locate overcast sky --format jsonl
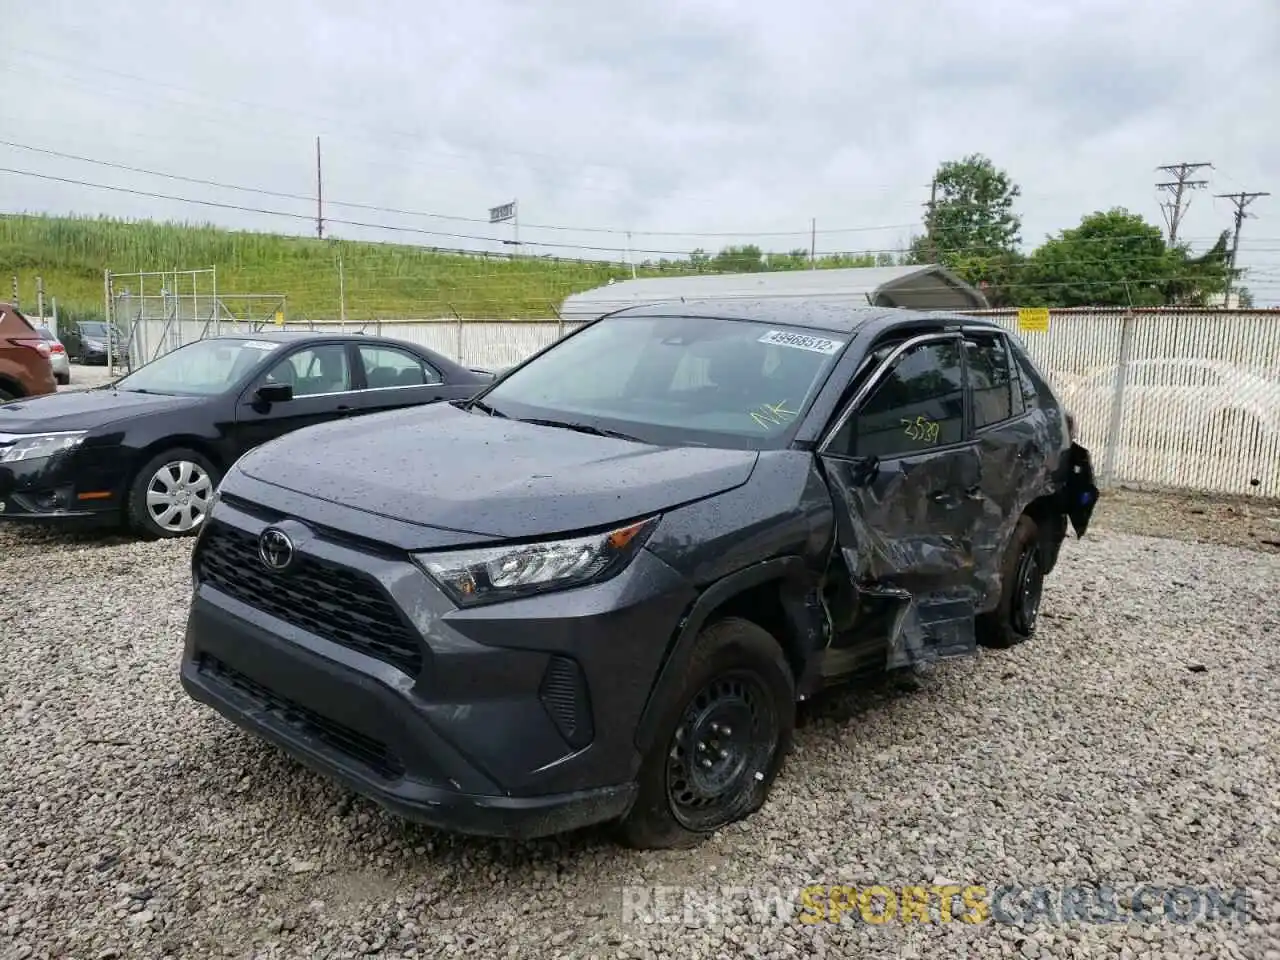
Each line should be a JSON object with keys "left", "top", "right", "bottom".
{"left": 3, "top": 0, "right": 1278, "bottom": 304}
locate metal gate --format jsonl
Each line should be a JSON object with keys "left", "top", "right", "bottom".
{"left": 104, "top": 268, "right": 286, "bottom": 374}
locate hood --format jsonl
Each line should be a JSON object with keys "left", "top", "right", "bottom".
{"left": 238, "top": 402, "right": 759, "bottom": 540}
{"left": 0, "top": 388, "right": 203, "bottom": 433}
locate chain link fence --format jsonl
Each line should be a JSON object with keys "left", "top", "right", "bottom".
{"left": 123, "top": 306, "right": 1280, "bottom": 499}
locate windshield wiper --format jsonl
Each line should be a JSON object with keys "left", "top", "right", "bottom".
{"left": 517, "top": 417, "right": 645, "bottom": 443}
{"left": 464, "top": 398, "right": 508, "bottom": 418}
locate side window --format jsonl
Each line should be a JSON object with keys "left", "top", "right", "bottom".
{"left": 964, "top": 334, "right": 1015, "bottom": 429}
{"left": 827, "top": 339, "right": 965, "bottom": 458}
{"left": 1011, "top": 344, "right": 1043, "bottom": 411}
{"left": 263, "top": 345, "right": 352, "bottom": 397}
{"left": 358, "top": 345, "right": 442, "bottom": 389}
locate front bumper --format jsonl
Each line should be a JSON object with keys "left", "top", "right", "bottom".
{"left": 180, "top": 498, "right": 697, "bottom": 839}
{"left": 0, "top": 448, "right": 124, "bottom": 523}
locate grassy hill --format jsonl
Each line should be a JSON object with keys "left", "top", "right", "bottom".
{"left": 0, "top": 214, "right": 659, "bottom": 322}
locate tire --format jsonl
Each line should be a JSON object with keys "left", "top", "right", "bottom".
{"left": 56, "top": 373, "right": 70, "bottom": 386}
{"left": 0, "top": 388, "right": 14, "bottom": 403}
{"left": 126, "top": 448, "right": 221, "bottom": 540}
{"left": 976, "top": 514, "right": 1045, "bottom": 649}
{"left": 616, "top": 617, "right": 795, "bottom": 850}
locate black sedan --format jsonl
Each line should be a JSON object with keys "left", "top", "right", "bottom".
{"left": 0, "top": 331, "right": 493, "bottom": 538}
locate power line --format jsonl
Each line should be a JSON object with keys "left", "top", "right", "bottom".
{"left": 1155, "top": 162, "right": 1212, "bottom": 244}
{"left": 0, "top": 137, "right": 919, "bottom": 239}
{"left": 0, "top": 163, "right": 1261, "bottom": 265}
{"left": 1215, "top": 190, "right": 1270, "bottom": 304}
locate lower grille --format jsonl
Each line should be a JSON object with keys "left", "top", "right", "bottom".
{"left": 199, "top": 654, "right": 406, "bottom": 780}
{"left": 539, "top": 655, "right": 594, "bottom": 750}
{"left": 195, "top": 521, "right": 424, "bottom": 676}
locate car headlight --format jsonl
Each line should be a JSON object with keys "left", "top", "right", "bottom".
{"left": 414, "top": 516, "right": 659, "bottom": 608}
{"left": 0, "top": 432, "right": 87, "bottom": 463}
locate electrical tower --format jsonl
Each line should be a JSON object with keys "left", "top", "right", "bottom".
{"left": 1155, "top": 162, "right": 1212, "bottom": 244}
{"left": 1215, "top": 190, "right": 1269, "bottom": 305}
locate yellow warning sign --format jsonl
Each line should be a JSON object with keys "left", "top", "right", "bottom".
{"left": 1017, "top": 308, "right": 1050, "bottom": 333}
{"left": 274, "top": 310, "right": 285, "bottom": 326}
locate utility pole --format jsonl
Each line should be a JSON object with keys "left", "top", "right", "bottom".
{"left": 924, "top": 177, "right": 939, "bottom": 262}
{"left": 36, "top": 276, "right": 44, "bottom": 323}
{"left": 11, "top": 276, "right": 17, "bottom": 309}
{"left": 315, "top": 136, "right": 324, "bottom": 240}
{"left": 1155, "top": 162, "right": 1212, "bottom": 244}
{"left": 1215, "top": 190, "right": 1269, "bottom": 305}
{"left": 810, "top": 218, "right": 816, "bottom": 268}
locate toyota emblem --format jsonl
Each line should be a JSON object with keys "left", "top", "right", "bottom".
{"left": 258, "top": 527, "right": 294, "bottom": 571}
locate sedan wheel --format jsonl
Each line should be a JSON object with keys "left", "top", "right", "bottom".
{"left": 146, "top": 460, "right": 215, "bottom": 534}
{"left": 127, "top": 448, "right": 221, "bottom": 539}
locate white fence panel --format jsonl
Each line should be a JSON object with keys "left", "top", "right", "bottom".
{"left": 124, "top": 309, "right": 1280, "bottom": 500}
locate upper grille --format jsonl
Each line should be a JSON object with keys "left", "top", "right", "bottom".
{"left": 196, "top": 521, "right": 424, "bottom": 676}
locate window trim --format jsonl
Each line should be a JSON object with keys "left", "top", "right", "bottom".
{"left": 817, "top": 331, "right": 969, "bottom": 459}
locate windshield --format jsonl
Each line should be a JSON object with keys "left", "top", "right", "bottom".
{"left": 79, "top": 322, "right": 111, "bottom": 337}
{"left": 113, "top": 338, "right": 284, "bottom": 396}
{"left": 479, "top": 315, "right": 849, "bottom": 448}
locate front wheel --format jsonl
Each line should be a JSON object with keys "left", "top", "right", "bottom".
{"left": 127, "top": 448, "right": 220, "bottom": 539}
{"left": 616, "top": 617, "right": 795, "bottom": 849}
{"left": 977, "top": 514, "right": 1045, "bottom": 649}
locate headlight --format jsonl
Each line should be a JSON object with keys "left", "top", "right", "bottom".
{"left": 415, "top": 516, "right": 659, "bottom": 608}
{"left": 0, "top": 432, "right": 87, "bottom": 463}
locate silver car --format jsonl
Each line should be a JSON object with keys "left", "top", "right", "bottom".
{"left": 36, "top": 326, "right": 71, "bottom": 385}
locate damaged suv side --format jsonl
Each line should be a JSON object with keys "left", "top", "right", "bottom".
{"left": 180, "top": 301, "right": 1098, "bottom": 849}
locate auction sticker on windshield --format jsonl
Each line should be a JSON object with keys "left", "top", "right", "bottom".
{"left": 242, "top": 341, "right": 283, "bottom": 351}
{"left": 758, "top": 330, "right": 845, "bottom": 355}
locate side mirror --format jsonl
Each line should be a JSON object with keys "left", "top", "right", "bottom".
{"left": 255, "top": 382, "right": 293, "bottom": 404}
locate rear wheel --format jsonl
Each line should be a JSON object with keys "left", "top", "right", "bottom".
{"left": 127, "top": 448, "right": 220, "bottom": 539}
{"left": 616, "top": 617, "right": 794, "bottom": 849}
{"left": 977, "top": 514, "right": 1045, "bottom": 649}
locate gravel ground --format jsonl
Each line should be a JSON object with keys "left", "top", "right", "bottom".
{"left": 1, "top": 490, "right": 1277, "bottom": 959}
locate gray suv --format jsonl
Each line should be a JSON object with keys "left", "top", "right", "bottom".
{"left": 180, "top": 301, "right": 1098, "bottom": 849}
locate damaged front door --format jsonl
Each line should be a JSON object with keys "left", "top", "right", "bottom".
{"left": 818, "top": 333, "right": 987, "bottom": 670}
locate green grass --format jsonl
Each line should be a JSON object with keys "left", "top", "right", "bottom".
{"left": 0, "top": 214, "right": 675, "bottom": 322}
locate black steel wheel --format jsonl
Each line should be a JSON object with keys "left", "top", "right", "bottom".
{"left": 977, "top": 513, "right": 1044, "bottom": 649}
{"left": 1009, "top": 540, "right": 1044, "bottom": 636}
{"left": 665, "top": 671, "right": 781, "bottom": 833}
{"left": 616, "top": 617, "right": 794, "bottom": 849}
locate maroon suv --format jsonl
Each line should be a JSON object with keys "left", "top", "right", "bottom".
{"left": 0, "top": 303, "right": 57, "bottom": 402}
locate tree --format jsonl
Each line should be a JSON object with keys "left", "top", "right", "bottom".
{"left": 910, "top": 154, "right": 1022, "bottom": 265}
{"left": 1018, "top": 208, "right": 1233, "bottom": 307}
{"left": 711, "top": 245, "right": 766, "bottom": 273}
{"left": 1162, "top": 231, "right": 1233, "bottom": 306}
